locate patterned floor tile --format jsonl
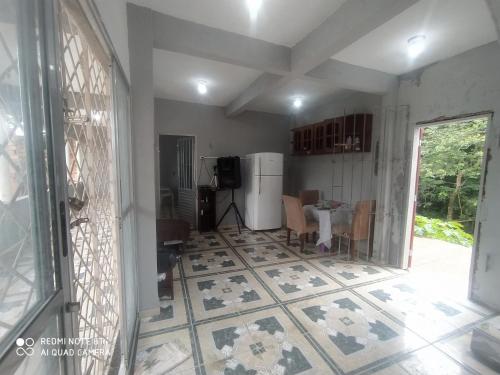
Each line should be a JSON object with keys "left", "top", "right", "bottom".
{"left": 263, "top": 228, "right": 297, "bottom": 242}
{"left": 217, "top": 224, "right": 249, "bottom": 233}
{"left": 135, "top": 328, "right": 196, "bottom": 375}
{"left": 234, "top": 242, "right": 300, "bottom": 268}
{"left": 310, "top": 258, "right": 394, "bottom": 286}
{"left": 369, "top": 346, "right": 474, "bottom": 374}
{"left": 288, "top": 290, "right": 425, "bottom": 373}
{"left": 255, "top": 261, "right": 342, "bottom": 302}
{"left": 182, "top": 248, "right": 245, "bottom": 277}
{"left": 140, "top": 281, "right": 188, "bottom": 334}
{"left": 186, "top": 270, "right": 275, "bottom": 321}
{"left": 436, "top": 316, "right": 500, "bottom": 375}
{"left": 355, "top": 278, "right": 484, "bottom": 341}
{"left": 222, "top": 231, "right": 273, "bottom": 247}
{"left": 282, "top": 240, "right": 346, "bottom": 259}
{"left": 196, "top": 307, "right": 332, "bottom": 374}
{"left": 185, "top": 232, "right": 227, "bottom": 252}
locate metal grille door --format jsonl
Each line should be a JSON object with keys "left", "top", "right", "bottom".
{"left": 177, "top": 137, "right": 196, "bottom": 226}
{"left": 60, "top": 4, "right": 118, "bottom": 374}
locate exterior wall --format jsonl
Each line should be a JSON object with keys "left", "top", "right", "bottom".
{"left": 155, "top": 98, "right": 290, "bottom": 226}
{"left": 378, "top": 42, "right": 500, "bottom": 309}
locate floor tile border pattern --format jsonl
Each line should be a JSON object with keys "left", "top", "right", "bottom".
{"left": 217, "top": 231, "right": 419, "bottom": 374}
{"left": 139, "top": 228, "right": 499, "bottom": 375}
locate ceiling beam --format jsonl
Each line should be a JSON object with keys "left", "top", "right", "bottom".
{"left": 485, "top": 0, "right": 500, "bottom": 44}
{"left": 152, "top": 11, "right": 290, "bottom": 75}
{"left": 225, "top": 73, "right": 284, "bottom": 116}
{"left": 225, "top": 0, "right": 418, "bottom": 116}
{"left": 291, "top": 0, "right": 419, "bottom": 74}
{"left": 305, "top": 60, "right": 396, "bottom": 94}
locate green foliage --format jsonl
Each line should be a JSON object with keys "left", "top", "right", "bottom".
{"left": 417, "top": 119, "right": 487, "bottom": 232}
{"left": 414, "top": 215, "right": 473, "bottom": 247}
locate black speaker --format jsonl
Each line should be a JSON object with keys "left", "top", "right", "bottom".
{"left": 217, "top": 156, "right": 241, "bottom": 189}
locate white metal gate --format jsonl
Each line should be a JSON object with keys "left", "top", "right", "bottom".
{"left": 177, "top": 137, "right": 195, "bottom": 226}
{"left": 60, "top": 3, "right": 119, "bottom": 374}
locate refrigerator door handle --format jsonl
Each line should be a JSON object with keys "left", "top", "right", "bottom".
{"left": 258, "top": 157, "right": 262, "bottom": 195}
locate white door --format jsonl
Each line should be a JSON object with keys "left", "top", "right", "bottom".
{"left": 254, "top": 176, "right": 283, "bottom": 230}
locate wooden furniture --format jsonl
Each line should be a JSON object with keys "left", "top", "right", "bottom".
{"left": 198, "top": 185, "right": 216, "bottom": 232}
{"left": 292, "top": 113, "right": 373, "bottom": 156}
{"left": 156, "top": 219, "right": 190, "bottom": 299}
{"left": 292, "top": 124, "right": 315, "bottom": 155}
{"left": 299, "top": 190, "right": 320, "bottom": 206}
{"left": 157, "top": 218, "right": 190, "bottom": 243}
{"left": 282, "top": 195, "right": 319, "bottom": 252}
{"left": 332, "top": 200, "right": 375, "bottom": 259}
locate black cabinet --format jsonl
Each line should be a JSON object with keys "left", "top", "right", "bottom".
{"left": 198, "top": 185, "right": 216, "bottom": 232}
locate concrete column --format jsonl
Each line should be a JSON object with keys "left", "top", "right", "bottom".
{"left": 127, "top": 3, "right": 158, "bottom": 312}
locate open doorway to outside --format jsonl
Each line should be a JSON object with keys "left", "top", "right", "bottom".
{"left": 407, "top": 115, "right": 489, "bottom": 298}
{"left": 158, "top": 135, "right": 196, "bottom": 227}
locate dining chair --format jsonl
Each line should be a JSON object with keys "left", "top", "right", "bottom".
{"left": 283, "top": 195, "right": 319, "bottom": 252}
{"left": 299, "top": 190, "right": 320, "bottom": 206}
{"left": 332, "top": 200, "right": 375, "bottom": 259}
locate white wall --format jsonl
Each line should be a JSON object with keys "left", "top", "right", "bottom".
{"left": 155, "top": 98, "right": 291, "bottom": 226}
{"left": 127, "top": 4, "right": 157, "bottom": 312}
{"left": 378, "top": 42, "right": 500, "bottom": 309}
{"left": 94, "top": 0, "right": 130, "bottom": 80}
{"left": 289, "top": 93, "right": 383, "bottom": 205}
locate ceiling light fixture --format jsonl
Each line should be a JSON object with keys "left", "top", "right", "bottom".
{"left": 246, "top": 0, "right": 263, "bottom": 20}
{"left": 407, "top": 35, "right": 426, "bottom": 58}
{"left": 197, "top": 81, "right": 208, "bottom": 95}
{"left": 293, "top": 97, "right": 303, "bottom": 109}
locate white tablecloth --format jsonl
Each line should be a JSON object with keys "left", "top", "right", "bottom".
{"left": 303, "top": 204, "right": 353, "bottom": 249}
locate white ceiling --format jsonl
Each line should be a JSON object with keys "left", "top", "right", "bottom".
{"left": 153, "top": 49, "right": 261, "bottom": 106}
{"left": 130, "top": 0, "right": 346, "bottom": 47}
{"left": 333, "top": 0, "right": 498, "bottom": 75}
{"left": 140, "top": 0, "right": 498, "bottom": 114}
{"left": 248, "top": 78, "right": 350, "bottom": 115}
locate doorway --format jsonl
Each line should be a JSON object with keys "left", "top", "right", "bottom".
{"left": 407, "top": 115, "right": 489, "bottom": 298}
{"left": 158, "top": 135, "right": 196, "bottom": 227}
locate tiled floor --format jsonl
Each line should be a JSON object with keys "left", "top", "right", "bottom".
{"left": 135, "top": 226, "right": 499, "bottom": 375}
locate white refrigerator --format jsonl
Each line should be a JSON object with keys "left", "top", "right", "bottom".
{"left": 244, "top": 152, "right": 283, "bottom": 231}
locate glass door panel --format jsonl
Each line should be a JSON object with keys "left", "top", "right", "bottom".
{"left": 0, "top": 0, "right": 68, "bottom": 374}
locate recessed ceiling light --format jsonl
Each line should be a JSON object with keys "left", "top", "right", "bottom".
{"left": 293, "top": 97, "right": 303, "bottom": 109}
{"left": 407, "top": 35, "right": 426, "bottom": 58}
{"left": 246, "top": 0, "right": 262, "bottom": 20}
{"left": 197, "top": 81, "right": 208, "bottom": 95}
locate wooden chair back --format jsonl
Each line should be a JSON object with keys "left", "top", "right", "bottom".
{"left": 283, "top": 195, "right": 306, "bottom": 234}
{"left": 351, "top": 200, "right": 376, "bottom": 240}
{"left": 299, "top": 190, "right": 320, "bottom": 206}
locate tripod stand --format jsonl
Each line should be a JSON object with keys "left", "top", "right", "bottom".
{"left": 216, "top": 188, "right": 245, "bottom": 234}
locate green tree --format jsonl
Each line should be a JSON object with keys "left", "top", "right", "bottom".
{"left": 417, "top": 119, "right": 486, "bottom": 229}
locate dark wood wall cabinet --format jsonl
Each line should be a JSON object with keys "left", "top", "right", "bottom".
{"left": 292, "top": 113, "right": 373, "bottom": 156}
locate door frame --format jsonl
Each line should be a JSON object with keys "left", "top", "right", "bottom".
{"left": 110, "top": 58, "right": 139, "bottom": 372}
{"left": 402, "top": 112, "right": 493, "bottom": 301}
{"left": 157, "top": 133, "right": 198, "bottom": 226}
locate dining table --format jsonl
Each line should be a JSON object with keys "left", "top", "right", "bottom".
{"left": 303, "top": 201, "right": 353, "bottom": 250}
